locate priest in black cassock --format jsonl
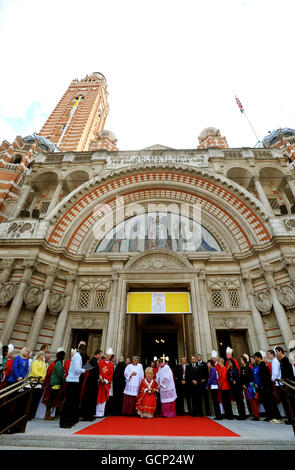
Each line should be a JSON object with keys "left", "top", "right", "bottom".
{"left": 80, "top": 349, "right": 102, "bottom": 421}
{"left": 112, "top": 355, "right": 126, "bottom": 415}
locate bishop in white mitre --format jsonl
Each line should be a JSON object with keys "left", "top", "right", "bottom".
{"left": 156, "top": 358, "right": 177, "bottom": 417}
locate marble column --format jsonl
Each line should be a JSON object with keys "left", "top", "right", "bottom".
{"left": 104, "top": 273, "right": 119, "bottom": 352}
{"left": 243, "top": 276, "right": 269, "bottom": 351}
{"left": 196, "top": 271, "right": 213, "bottom": 359}
{"left": 50, "top": 274, "right": 76, "bottom": 354}
{"left": 253, "top": 176, "right": 274, "bottom": 216}
{"left": 26, "top": 267, "right": 56, "bottom": 352}
{"left": 46, "top": 179, "right": 63, "bottom": 216}
{"left": 0, "top": 260, "right": 34, "bottom": 345}
{"left": 10, "top": 182, "right": 32, "bottom": 219}
{"left": 286, "top": 176, "right": 295, "bottom": 200}
{"left": 283, "top": 260, "right": 295, "bottom": 287}
{"left": 264, "top": 269, "right": 294, "bottom": 347}
{"left": 190, "top": 275, "right": 206, "bottom": 359}
{"left": 115, "top": 279, "right": 127, "bottom": 358}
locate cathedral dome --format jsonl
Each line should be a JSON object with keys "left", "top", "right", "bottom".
{"left": 262, "top": 128, "right": 295, "bottom": 148}
{"left": 22, "top": 133, "right": 57, "bottom": 152}
{"left": 198, "top": 127, "right": 221, "bottom": 140}
{"left": 98, "top": 130, "right": 117, "bottom": 144}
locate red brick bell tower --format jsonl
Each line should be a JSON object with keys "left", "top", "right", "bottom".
{"left": 39, "top": 72, "right": 109, "bottom": 152}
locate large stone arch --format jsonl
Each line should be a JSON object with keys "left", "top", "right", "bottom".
{"left": 46, "top": 165, "right": 272, "bottom": 254}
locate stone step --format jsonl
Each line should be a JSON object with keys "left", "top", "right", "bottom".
{"left": 0, "top": 434, "right": 294, "bottom": 450}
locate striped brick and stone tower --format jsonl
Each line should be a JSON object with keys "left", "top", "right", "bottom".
{"left": 197, "top": 127, "right": 228, "bottom": 149}
{"left": 39, "top": 72, "right": 109, "bottom": 152}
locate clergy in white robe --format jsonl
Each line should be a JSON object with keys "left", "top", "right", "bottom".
{"left": 156, "top": 361, "right": 177, "bottom": 417}
{"left": 122, "top": 356, "right": 144, "bottom": 415}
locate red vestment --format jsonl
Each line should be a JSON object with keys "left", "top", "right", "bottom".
{"left": 136, "top": 378, "right": 159, "bottom": 418}
{"left": 97, "top": 359, "right": 114, "bottom": 404}
{"left": 0, "top": 358, "right": 14, "bottom": 389}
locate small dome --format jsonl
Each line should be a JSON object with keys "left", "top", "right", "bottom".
{"left": 262, "top": 128, "right": 295, "bottom": 148}
{"left": 98, "top": 130, "right": 117, "bottom": 143}
{"left": 91, "top": 72, "right": 107, "bottom": 82}
{"left": 198, "top": 127, "right": 220, "bottom": 140}
{"left": 23, "top": 133, "right": 57, "bottom": 152}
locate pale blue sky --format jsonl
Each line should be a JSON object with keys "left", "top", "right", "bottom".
{"left": 0, "top": 0, "right": 294, "bottom": 150}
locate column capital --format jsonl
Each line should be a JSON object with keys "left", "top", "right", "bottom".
{"left": 1, "top": 258, "right": 15, "bottom": 269}
{"left": 65, "top": 272, "right": 77, "bottom": 282}
{"left": 241, "top": 267, "right": 263, "bottom": 280}
{"left": 22, "top": 258, "right": 35, "bottom": 269}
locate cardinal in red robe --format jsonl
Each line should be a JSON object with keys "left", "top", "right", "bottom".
{"left": 136, "top": 367, "right": 159, "bottom": 418}
{"left": 95, "top": 348, "right": 114, "bottom": 417}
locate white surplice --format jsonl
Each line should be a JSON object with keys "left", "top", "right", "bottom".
{"left": 123, "top": 363, "right": 144, "bottom": 396}
{"left": 156, "top": 364, "right": 177, "bottom": 403}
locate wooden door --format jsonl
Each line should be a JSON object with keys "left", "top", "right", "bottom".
{"left": 229, "top": 331, "right": 250, "bottom": 359}
{"left": 87, "top": 331, "right": 102, "bottom": 358}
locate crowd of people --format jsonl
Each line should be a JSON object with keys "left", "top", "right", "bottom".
{"left": 0, "top": 340, "right": 295, "bottom": 432}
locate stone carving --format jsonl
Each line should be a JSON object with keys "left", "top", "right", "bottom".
{"left": 48, "top": 292, "right": 65, "bottom": 314}
{"left": 0, "top": 282, "right": 17, "bottom": 305}
{"left": 213, "top": 317, "right": 247, "bottom": 329}
{"left": 126, "top": 251, "right": 190, "bottom": 271}
{"left": 71, "top": 317, "right": 105, "bottom": 329}
{"left": 254, "top": 291, "right": 272, "bottom": 315}
{"left": 106, "top": 152, "right": 209, "bottom": 170}
{"left": 277, "top": 284, "right": 295, "bottom": 307}
{"left": 24, "top": 286, "right": 44, "bottom": 309}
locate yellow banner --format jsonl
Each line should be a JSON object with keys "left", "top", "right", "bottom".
{"left": 127, "top": 292, "right": 191, "bottom": 314}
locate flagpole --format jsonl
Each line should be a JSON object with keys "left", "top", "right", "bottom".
{"left": 235, "top": 94, "right": 262, "bottom": 147}
{"left": 55, "top": 96, "right": 81, "bottom": 151}
{"left": 243, "top": 110, "right": 261, "bottom": 146}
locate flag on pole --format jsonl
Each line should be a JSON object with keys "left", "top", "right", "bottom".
{"left": 235, "top": 95, "right": 244, "bottom": 113}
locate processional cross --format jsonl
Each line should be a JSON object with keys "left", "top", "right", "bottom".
{"left": 160, "top": 353, "right": 167, "bottom": 362}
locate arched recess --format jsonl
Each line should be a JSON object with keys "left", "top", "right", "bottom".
{"left": 46, "top": 167, "right": 272, "bottom": 254}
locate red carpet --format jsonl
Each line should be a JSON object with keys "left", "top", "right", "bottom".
{"left": 75, "top": 416, "right": 240, "bottom": 437}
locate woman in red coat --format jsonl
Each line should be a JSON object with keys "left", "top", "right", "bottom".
{"left": 136, "top": 367, "right": 159, "bottom": 418}
{"left": 218, "top": 358, "right": 234, "bottom": 419}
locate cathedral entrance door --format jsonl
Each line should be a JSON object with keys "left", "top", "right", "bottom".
{"left": 141, "top": 315, "right": 178, "bottom": 369}
{"left": 216, "top": 329, "right": 250, "bottom": 361}
{"left": 71, "top": 329, "right": 103, "bottom": 358}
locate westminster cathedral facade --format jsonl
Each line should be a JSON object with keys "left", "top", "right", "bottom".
{"left": 0, "top": 72, "right": 295, "bottom": 366}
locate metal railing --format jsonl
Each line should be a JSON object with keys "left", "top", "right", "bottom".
{"left": 0, "top": 376, "right": 42, "bottom": 434}
{"left": 275, "top": 378, "right": 295, "bottom": 437}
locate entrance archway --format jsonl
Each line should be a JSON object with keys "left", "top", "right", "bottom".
{"left": 141, "top": 315, "right": 178, "bottom": 368}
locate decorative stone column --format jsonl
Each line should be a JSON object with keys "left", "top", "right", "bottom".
{"left": 286, "top": 176, "right": 295, "bottom": 200}
{"left": 104, "top": 273, "right": 119, "bottom": 352}
{"left": 195, "top": 270, "right": 213, "bottom": 359}
{"left": 10, "top": 181, "right": 32, "bottom": 219}
{"left": 26, "top": 266, "right": 56, "bottom": 352}
{"left": 263, "top": 267, "right": 294, "bottom": 347}
{"left": 0, "top": 259, "right": 34, "bottom": 345}
{"left": 46, "top": 179, "right": 63, "bottom": 217}
{"left": 50, "top": 274, "right": 76, "bottom": 354}
{"left": 253, "top": 176, "right": 274, "bottom": 216}
{"left": 242, "top": 275, "right": 269, "bottom": 351}
{"left": 115, "top": 279, "right": 127, "bottom": 357}
{"left": 283, "top": 259, "right": 295, "bottom": 288}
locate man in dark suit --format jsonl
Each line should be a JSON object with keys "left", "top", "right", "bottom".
{"left": 111, "top": 355, "right": 126, "bottom": 415}
{"left": 196, "top": 353, "right": 209, "bottom": 415}
{"left": 187, "top": 355, "right": 203, "bottom": 417}
{"left": 174, "top": 356, "right": 191, "bottom": 415}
